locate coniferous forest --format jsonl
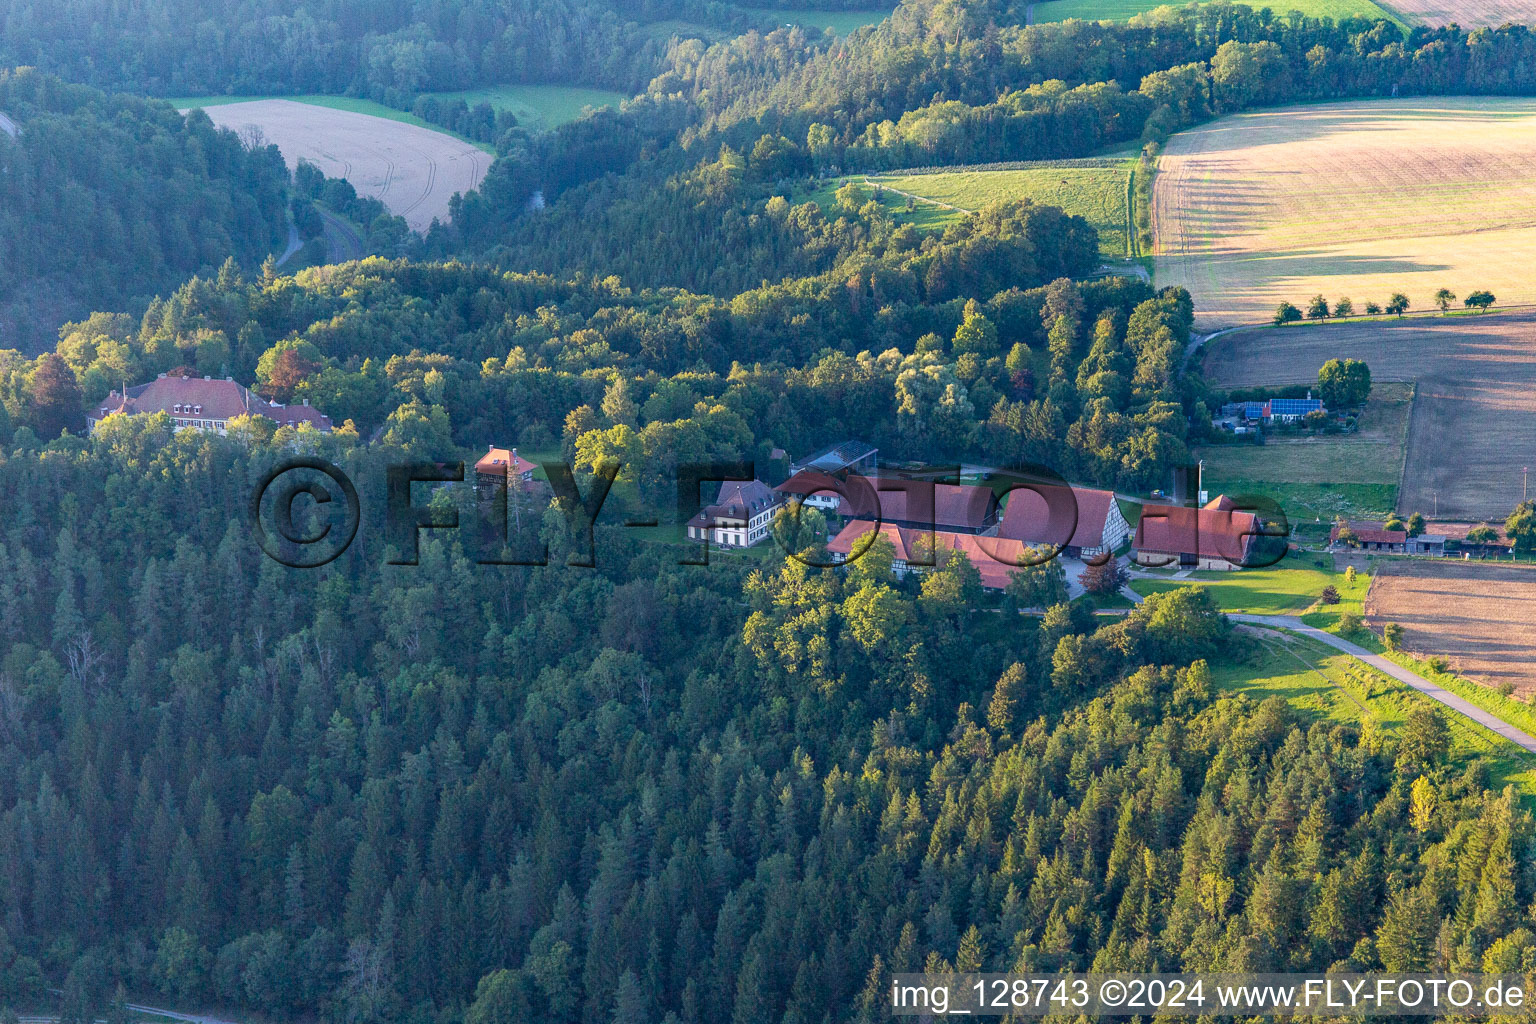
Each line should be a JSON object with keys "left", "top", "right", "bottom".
{"left": 0, "top": 0, "right": 1535, "bottom": 1020}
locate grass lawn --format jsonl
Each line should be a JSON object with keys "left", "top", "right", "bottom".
{"left": 1032, "top": 0, "right": 1408, "bottom": 29}
{"left": 418, "top": 84, "right": 629, "bottom": 130}
{"left": 1300, "top": 605, "right": 1536, "bottom": 745}
{"left": 1132, "top": 556, "right": 1366, "bottom": 615}
{"left": 800, "top": 161, "right": 1136, "bottom": 257}
{"left": 163, "top": 93, "right": 495, "bottom": 152}
{"left": 738, "top": 6, "right": 893, "bottom": 33}
{"left": 1215, "top": 634, "right": 1536, "bottom": 797}
{"left": 1196, "top": 382, "right": 1412, "bottom": 522}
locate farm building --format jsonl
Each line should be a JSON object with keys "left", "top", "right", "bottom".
{"left": 1216, "top": 393, "right": 1325, "bottom": 425}
{"left": 1407, "top": 534, "right": 1447, "bottom": 556}
{"left": 996, "top": 484, "right": 1131, "bottom": 558}
{"left": 790, "top": 440, "right": 877, "bottom": 476}
{"left": 1330, "top": 521, "right": 1407, "bottom": 553}
{"left": 685, "top": 480, "right": 785, "bottom": 548}
{"left": 1132, "top": 495, "right": 1260, "bottom": 570}
{"left": 826, "top": 519, "right": 1030, "bottom": 590}
{"left": 90, "top": 374, "right": 331, "bottom": 434}
{"left": 776, "top": 473, "right": 997, "bottom": 533}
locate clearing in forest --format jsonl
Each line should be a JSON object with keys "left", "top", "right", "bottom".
{"left": 1154, "top": 98, "right": 1536, "bottom": 329}
{"left": 417, "top": 84, "right": 629, "bottom": 131}
{"left": 186, "top": 99, "right": 491, "bottom": 233}
{"left": 806, "top": 161, "right": 1136, "bottom": 257}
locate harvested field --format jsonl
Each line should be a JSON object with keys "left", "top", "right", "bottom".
{"left": 190, "top": 100, "right": 490, "bottom": 232}
{"left": 1379, "top": 0, "right": 1536, "bottom": 26}
{"left": 1202, "top": 312, "right": 1536, "bottom": 520}
{"left": 1033, "top": 0, "right": 1404, "bottom": 23}
{"left": 1366, "top": 561, "right": 1536, "bottom": 690}
{"left": 1154, "top": 98, "right": 1536, "bottom": 330}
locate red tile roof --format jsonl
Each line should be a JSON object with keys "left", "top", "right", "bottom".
{"left": 776, "top": 471, "right": 996, "bottom": 529}
{"left": 1133, "top": 496, "right": 1260, "bottom": 565}
{"left": 827, "top": 519, "right": 1036, "bottom": 589}
{"left": 998, "top": 484, "right": 1118, "bottom": 549}
{"left": 474, "top": 446, "right": 537, "bottom": 479}
{"left": 1330, "top": 522, "right": 1406, "bottom": 546}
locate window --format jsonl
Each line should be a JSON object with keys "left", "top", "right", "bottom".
{"left": 173, "top": 404, "right": 182, "bottom": 414}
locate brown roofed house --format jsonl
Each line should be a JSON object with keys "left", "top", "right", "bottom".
{"left": 998, "top": 484, "right": 1131, "bottom": 558}
{"left": 1133, "top": 495, "right": 1261, "bottom": 570}
{"left": 827, "top": 519, "right": 1034, "bottom": 590}
{"left": 89, "top": 374, "right": 332, "bottom": 434}
{"left": 1329, "top": 521, "right": 1407, "bottom": 553}
{"left": 775, "top": 471, "right": 996, "bottom": 533}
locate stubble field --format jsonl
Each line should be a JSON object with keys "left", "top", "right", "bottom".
{"left": 1202, "top": 312, "right": 1536, "bottom": 520}
{"left": 1154, "top": 98, "right": 1536, "bottom": 330}
{"left": 1376, "top": 0, "right": 1536, "bottom": 24}
{"left": 1365, "top": 561, "right": 1536, "bottom": 692}
{"left": 1031, "top": 0, "right": 1404, "bottom": 23}
{"left": 189, "top": 100, "right": 491, "bottom": 232}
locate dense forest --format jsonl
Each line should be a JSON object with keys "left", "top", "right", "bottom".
{"left": 5, "top": 0, "right": 1536, "bottom": 1019}
{"left": 0, "top": 245, "right": 1196, "bottom": 494}
{"left": 0, "top": 0, "right": 855, "bottom": 98}
{"left": 0, "top": 69, "right": 289, "bottom": 352}
{"left": 0, "top": 424, "right": 1528, "bottom": 1022}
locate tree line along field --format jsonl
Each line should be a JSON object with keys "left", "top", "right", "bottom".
{"left": 1031, "top": 0, "right": 1407, "bottom": 27}
{"left": 416, "top": 83, "right": 629, "bottom": 131}
{"left": 805, "top": 160, "right": 1137, "bottom": 257}
{"left": 1201, "top": 312, "right": 1536, "bottom": 521}
{"left": 1193, "top": 381, "right": 1413, "bottom": 522}
{"left": 1154, "top": 98, "right": 1536, "bottom": 330}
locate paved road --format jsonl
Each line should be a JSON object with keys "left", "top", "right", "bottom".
{"left": 0, "top": 111, "right": 16, "bottom": 139}
{"left": 1233, "top": 614, "right": 1536, "bottom": 754}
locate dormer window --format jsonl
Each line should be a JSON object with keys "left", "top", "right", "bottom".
{"left": 194, "top": 405, "right": 202, "bottom": 415}
{"left": 173, "top": 404, "right": 182, "bottom": 414}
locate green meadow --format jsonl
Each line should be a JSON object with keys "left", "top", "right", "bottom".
{"left": 418, "top": 84, "right": 630, "bottom": 130}
{"left": 804, "top": 160, "right": 1136, "bottom": 257}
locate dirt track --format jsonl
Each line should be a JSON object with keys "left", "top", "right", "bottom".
{"left": 191, "top": 100, "right": 489, "bottom": 232}
{"left": 1202, "top": 311, "right": 1536, "bottom": 520}
{"left": 1366, "top": 560, "right": 1536, "bottom": 690}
